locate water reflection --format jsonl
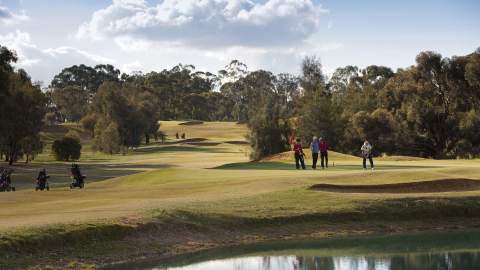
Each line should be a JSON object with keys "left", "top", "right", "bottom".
{"left": 156, "top": 252, "right": 480, "bottom": 270}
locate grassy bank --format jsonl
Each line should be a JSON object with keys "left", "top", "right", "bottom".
{"left": 1, "top": 121, "right": 480, "bottom": 269}
{"left": 3, "top": 201, "right": 480, "bottom": 269}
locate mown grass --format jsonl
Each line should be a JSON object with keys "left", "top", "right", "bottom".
{"left": 4, "top": 195, "right": 480, "bottom": 269}
{"left": 215, "top": 160, "right": 439, "bottom": 171}
{"left": 1, "top": 120, "right": 480, "bottom": 269}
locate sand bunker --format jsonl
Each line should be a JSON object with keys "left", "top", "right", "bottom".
{"left": 179, "top": 120, "right": 204, "bottom": 125}
{"left": 224, "top": 140, "right": 249, "bottom": 145}
{"left": 309, "top": 179, "right": 480, "bottom": 194}
{"left": 184, "top": 142, "right": 221, "bottom": 146}
{"left": 177, "top": 138, "right": 220, "bottom": 146}
{"left": 180, "top": 138, "right": 208, "bottom": 143}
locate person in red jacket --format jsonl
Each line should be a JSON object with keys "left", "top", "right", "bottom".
{"left": 319, "top": 137, "right": 329, "bottom": 169}
{"left": 293, "top": 138, "right": 306, "bottom": 170}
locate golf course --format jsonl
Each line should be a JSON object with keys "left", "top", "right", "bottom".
{"left": 1, "top": 121, "right": 480, "bottom": 269}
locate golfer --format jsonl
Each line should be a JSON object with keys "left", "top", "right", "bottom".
{"left": 361, "top": 140, "right": 374, "bottom": 170}
{"left": 319, "top": 137, "right": 329, "bottom": 169}
{"left": 310, "top": 136, "right": 319, "bottom": 169}
{"left": 293, "top": 138, "right": 306, "bottom": 170}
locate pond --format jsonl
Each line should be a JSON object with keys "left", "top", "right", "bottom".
{"left": 103, "top": 230, "right": 480, "bottom": 270}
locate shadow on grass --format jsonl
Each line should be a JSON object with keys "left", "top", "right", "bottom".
{"left": 157, "top": 195, "right": 480, "bottom": 226}
{"left": 1, "top": 162, "right": 173, "bottom": 190}
{"left": 134, "top": 145, "right": 230, "bottom": 154}
{"left": 214, "top": 161, "right": 438, "bottom": 171}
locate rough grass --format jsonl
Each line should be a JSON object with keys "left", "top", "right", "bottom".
{"left": 1, "top": 120, "right": 480, "bottom": 269}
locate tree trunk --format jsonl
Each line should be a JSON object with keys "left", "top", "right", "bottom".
{"left": 8, "top": 153, "right": 14, "bottom": 165}
{"left": 8, "top": 143, "right": 17, "bottom": 165}
{"left": 145, "top": 134, "right": 150, "bottom": 145}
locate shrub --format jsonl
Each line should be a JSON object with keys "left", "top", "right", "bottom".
{"left": 21, "top": 135, "right": 44, "bottom": 163}
{"left": 80, "top": 114, "right": 97, "bottom": 138}
{"left": 100, "top": 123, "right": 121, "bottom": 154}
{"left": 65, "top": 129, "right": 81, "bottom": 140}
{"left": 52, "top": 136, "right": 82, "bottom": 161}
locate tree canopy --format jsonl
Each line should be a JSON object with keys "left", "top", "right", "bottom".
{"left": 0, "top": 46, "right": 47, "bottom": 164}
{"left": 1, "top": 43, "right": 479, "bottom": 160}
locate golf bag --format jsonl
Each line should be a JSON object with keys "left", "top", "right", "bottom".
{"left": 0, "top": 168, "right": 15, "bottom": 192}
{"left": 35, "top": 171, "right": 50, "bottom": 191}
{"left": 70, "top": 164, "right": 86, "bottom": 189}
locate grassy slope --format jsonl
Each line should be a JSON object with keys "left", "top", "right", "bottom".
{"left": 1, "top": 120, "right": 480, "bottom": 269}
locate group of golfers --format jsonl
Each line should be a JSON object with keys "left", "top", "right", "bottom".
{"left": 292, "top": 137, "right": 374, "bottom": 170}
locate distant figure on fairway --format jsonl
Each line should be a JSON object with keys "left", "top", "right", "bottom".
{"left": 319, "top": 137, "right": 329, "bottom": 169}
{"left": 293, "top": 138, "right": 306, "bottom": 170}
{"left": 0, "top": 168, "right": 15, "bottom": 192}
{"left": 36, "top": 168, "right": 50, "bottom": 191}
{"left": 181, "top": 133, "right": 185, "bottom": 139}
{"left": 37, "top": 168, "right": 48, "bottom": 183}
{"left": 70, "top": 164, "right": 86, "bottom": 189}
{"left": 175, "top": 132, "right": 179, "bottom": 139}
{"left": 310, "top": 136, "right": 319, "bottom": 169}
{"left": 361, "top": 140, "right": 374, "bottom": 170}
{"left": 71, "top": 164, "right": 81, "bottom": 180}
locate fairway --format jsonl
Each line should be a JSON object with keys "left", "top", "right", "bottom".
{"left": 1, "top": 121, "right": 480, "bottom": 269}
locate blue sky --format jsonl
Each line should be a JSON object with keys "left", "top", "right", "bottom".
{"left": 1, "top": 0, "right": 479, "bottom": 85}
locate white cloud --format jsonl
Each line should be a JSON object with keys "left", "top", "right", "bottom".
{"left": 318, "top": 42, "right": 343, "bottom": 52}
{"left": 69, "top": 0, "right": 341, "bottom": 80}
{"left": 114, "top": 36, "right": 152, "bottom": 51}
{"left": 327, "top": 19, "right": 333, "bottom": 29}
{"left": 0, "top": 30, "right": 39, "bottom": 66}
{"left": 43, "top": 47, "right": 115, "bottom": 63}
{"left": 76, "top": 0, "right": 328, "bottom": 48}
{"left": 0, "top": 5, "right": 29, "bottom": 24}
{"left": 122, "top": 60, "right": 142, "bottom": 73}
{"left": 0, "top": 1, "right": 343, "bottom": 85}
{"left": 0, "top": 31, "right": 115, "bottom": 84}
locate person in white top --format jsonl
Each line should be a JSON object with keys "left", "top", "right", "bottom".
{"left": 361, "top": 140, "right": 374, "bottom": 170}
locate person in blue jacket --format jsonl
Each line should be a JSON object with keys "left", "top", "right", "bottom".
{"left": 310, "top": 136, "right": 319, "bottom": 169}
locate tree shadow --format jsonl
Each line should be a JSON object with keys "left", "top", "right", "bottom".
{"left": 213, "top": 161, "right": 439, "bottom": 171}
{"left": 134, "top": 145, "right": 237, "bottom": 154}
{"left": 0, "top": 162, "right": 173, "bottom": 190}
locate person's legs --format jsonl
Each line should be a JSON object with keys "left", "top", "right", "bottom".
{"left": 325, "top": 152, "right": 329, "bottom": 168}
{"left": 312, "top": 153, "right": 318, "bottom": 168}
{"left": 295, "top": 154, "right": 300, "bottom": 169}
{"left": 363, "top": 157, "right": 367, "bottom": 169}
{"left": 320, "top": 153, "right": 325, "bottom": 168}
{"left": 300, "top": 155, "right": 306, "bottom": 169}
{"left": 369, "top": 155, "right": 374, "bottom": 168}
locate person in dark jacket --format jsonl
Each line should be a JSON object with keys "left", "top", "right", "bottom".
{"left": 71, "top": 164, "right": 84, "bottom": 184}
{"left": 310, "top": 136, "right": 319, "bottom": 169}
{"left": 293, "top": 138, "right": 306, "bottom": 170}
{"left": 37, "top": 168, "right": 48, "bottom": 183}
{"left": 319, "top": 137, "right": 329, "bottom": 169}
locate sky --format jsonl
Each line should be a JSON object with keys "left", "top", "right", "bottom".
{"left": 0, "top": 0, "right": 479, "bottom": 85}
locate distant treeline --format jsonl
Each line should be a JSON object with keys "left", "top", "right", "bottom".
{"left": 1, "top": 44, "right": 479, "bottom": 162}
{"left": 248, "top": 49, "right": 480, "bottom": 159}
